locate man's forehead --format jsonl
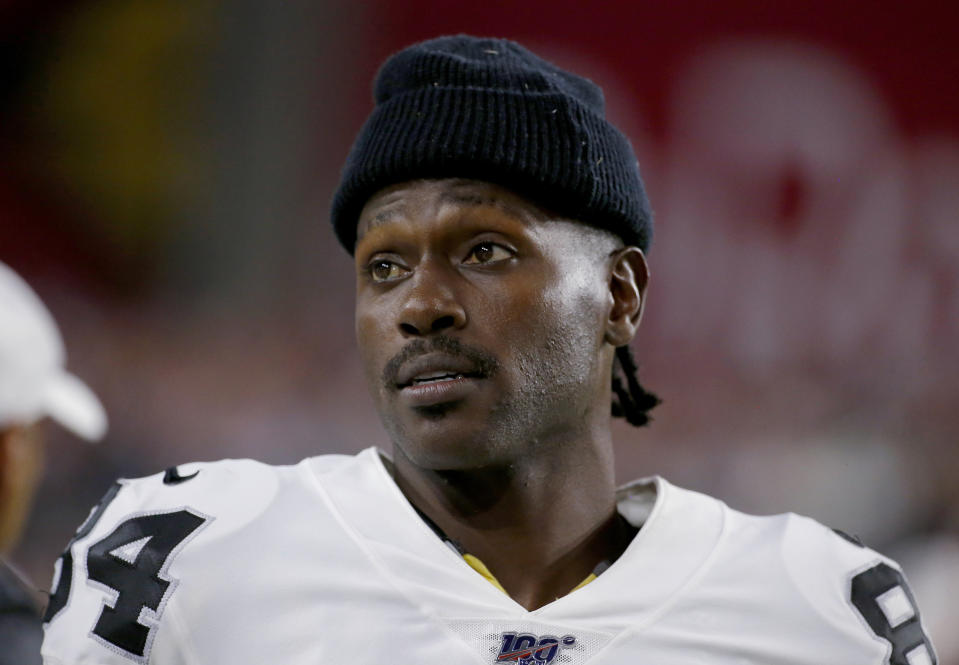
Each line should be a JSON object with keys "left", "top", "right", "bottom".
{"left": 357, "top": 179, "right": 546, "bottom": 235}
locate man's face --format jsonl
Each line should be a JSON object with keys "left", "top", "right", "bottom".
{"left": 354, "top": 179, "right": 622, "bottom": 470}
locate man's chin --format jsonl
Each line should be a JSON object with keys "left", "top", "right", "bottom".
{"left": 389, "top": 428, "right": 509, "bottom": 473}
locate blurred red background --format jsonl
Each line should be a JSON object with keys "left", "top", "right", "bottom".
{"left": 1, "top": 0, "right": 957, "bottom": 657}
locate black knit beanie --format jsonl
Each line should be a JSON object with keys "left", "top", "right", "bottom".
{"left": 331, "top": 35, "right": 653, "bottom": 254}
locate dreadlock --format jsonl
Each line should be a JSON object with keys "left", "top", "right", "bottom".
{"left": 611, "top": 345, "right": 660, "bottom": 427}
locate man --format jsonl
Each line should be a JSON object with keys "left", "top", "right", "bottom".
{"left": 0, "top": 261, "right": 107, "bottom": 665}
{"left": 41, "top": 36, "right": 936, "bottom": 664}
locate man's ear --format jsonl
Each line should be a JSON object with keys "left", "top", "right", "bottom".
{"left": 605, "top": 246, "right": 649, "bottom": 347}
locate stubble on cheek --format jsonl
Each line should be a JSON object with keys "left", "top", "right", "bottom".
{"left": 486, "top": 289, "right": 605, "bottom": 450}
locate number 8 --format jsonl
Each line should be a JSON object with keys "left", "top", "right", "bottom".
{"left": 850, "top": 563, "right": 937, "bottom": 665}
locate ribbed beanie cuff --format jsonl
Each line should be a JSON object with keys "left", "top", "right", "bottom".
{"left": 331, "top": 35, "right": 653, "bottom": 254}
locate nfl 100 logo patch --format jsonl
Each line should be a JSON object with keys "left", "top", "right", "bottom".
{"left": 496, "top": 632, "right": 577, "bottom": 664}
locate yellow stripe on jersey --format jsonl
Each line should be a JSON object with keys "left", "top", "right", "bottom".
{"left": 571, "top": 573, "right": 597, "bottom": 591}
{"left": 462, "top": 554, "right": 597, "bottom": 595}
{"left": 463, "top": 554, "right": 508, "bottom": 594}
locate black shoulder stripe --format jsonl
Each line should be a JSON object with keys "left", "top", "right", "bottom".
{"left": 832, "top": 527, "right": 864, "bottom": 547}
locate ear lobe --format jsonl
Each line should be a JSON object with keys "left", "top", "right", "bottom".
{"left": 604, "top": 247, "right": 649, "bottom": 347}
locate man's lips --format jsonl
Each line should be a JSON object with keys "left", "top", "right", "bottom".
{"left": 381, "top": 336, "right": 500, "bottom": 396}
{"left": 395, "top": 352, "right": 486, "bottom": 389}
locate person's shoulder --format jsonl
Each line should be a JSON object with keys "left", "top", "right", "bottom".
{"left": 120, "top": 454, "right": 319, "bottom": 496}
{"left": 54, "top": 449, "right": 363, "bottom": 567}
{"left": 101, "top": 451, "right": 360, "bottom": 514}
{"left": 40, "top": 451, "right": 362, "bottom": 664}
{"left": 655, "top": 480, "right": 890, "bottom": 572}
{"left": 706, "top": 493, "right": 938, "bottom": 664}
{"left": 717, "top": 499, "right": 873, "bottom": 564}
{"left": 718, "top": 501, "right": 893, "bottom": 592}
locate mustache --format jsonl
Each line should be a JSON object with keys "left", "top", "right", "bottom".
{"left": 382, "top": 336, "right": 500, "bottom": 389}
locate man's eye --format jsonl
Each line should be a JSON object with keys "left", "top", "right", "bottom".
{"left": 369, "top": 260, "right": 408, "bottom": 282}
{"left": 463, "top": 243, "right": 512, "bottom": 265}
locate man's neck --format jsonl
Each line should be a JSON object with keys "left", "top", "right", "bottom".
{"left": 390, "top": 440, "right": 627, "bottom": 610}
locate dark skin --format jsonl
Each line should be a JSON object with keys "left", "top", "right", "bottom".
{"left": 354, "top": 178, "right": 649, "bottom": 610}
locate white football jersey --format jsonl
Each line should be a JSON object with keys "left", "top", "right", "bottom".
{"left": 42, "top": 447, "right": 936, "bottom": 665}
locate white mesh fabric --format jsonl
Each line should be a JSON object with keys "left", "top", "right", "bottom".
{"left": 445, "top": 618, "right": 613, "bottom": 664}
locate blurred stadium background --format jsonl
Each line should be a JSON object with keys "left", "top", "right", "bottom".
{"left": 2, "top": 0, "right": 957, "bottom": 658}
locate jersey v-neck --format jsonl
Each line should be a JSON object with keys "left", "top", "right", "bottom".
{"left": 307, "top": 447, "right": 726, "bottom": 631}
{"left": 408, "top": 500, "right": 638, "bottom": 597}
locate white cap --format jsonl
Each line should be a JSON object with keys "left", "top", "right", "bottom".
{"left": 0, "top": 261, "right": 107, "bottom": 441}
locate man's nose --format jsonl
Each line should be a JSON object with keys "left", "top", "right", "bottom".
{"left": 398, "top": 263, "right": 467, "bottom": 336}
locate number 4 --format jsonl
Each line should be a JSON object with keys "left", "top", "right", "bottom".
{"left": 45, "top": 494, "right": 208, "bottom": 662}
{"left": 850, "top": 562, "right": 937, "bottom": 665}
{"left": 86, "top": 510, "right": 208, "bottom": 659}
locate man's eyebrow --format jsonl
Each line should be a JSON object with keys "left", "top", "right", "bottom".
{"left": 437, "top": 190, "right": 538, "bottom": 223}
{"left": 360, "top": 206, "right": 405, "bottom": 234}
